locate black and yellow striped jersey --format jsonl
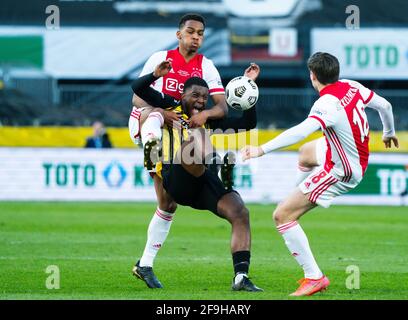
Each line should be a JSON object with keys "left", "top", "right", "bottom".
{"left": 162, "top": 106, "right": 199, "bottom": 161}
{"left": 155, "top": 105, "right": 207, "bottom": 177}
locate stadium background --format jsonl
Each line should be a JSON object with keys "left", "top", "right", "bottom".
{"left": 1, "top": 0, "right": 408, "bottom": 300}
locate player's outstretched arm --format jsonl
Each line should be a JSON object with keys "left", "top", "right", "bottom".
{"left": 131, "top": 61, "right": 178, "bottom": 109}
{"left": 241, "top": 145, "right": 265, "bottom": 161}
{"left": 133, "top": 94, "right": 181, "bottom": 129}
{"left": 241, "top": 117, "right": 321, "bottom": 161}
{"left": 132, "top": 60, "right": 173, "bottom": 107}
{"left": 366, "top": 93, "right": 399, "bottom": 148}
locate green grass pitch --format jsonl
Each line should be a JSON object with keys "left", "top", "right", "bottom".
{"left": 0, "top": 202, "right": 408, "bottom": 300}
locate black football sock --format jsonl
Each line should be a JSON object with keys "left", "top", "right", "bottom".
{"left": 232, "top": 250, "right": 250, "bottom": 275}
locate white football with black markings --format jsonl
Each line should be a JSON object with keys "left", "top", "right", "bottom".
{"left": 225, "top": 76, "right": 259, "bottom": 111}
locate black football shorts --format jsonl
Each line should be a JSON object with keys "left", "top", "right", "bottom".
{"left": 162, "top": 164, "right": 232, "bottom": 215}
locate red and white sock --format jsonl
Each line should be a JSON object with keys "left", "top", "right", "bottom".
{"left": 139, "top": 207, "right": 174, "bottom": 267}
{"left": 141, "top": 112, "right": 164, "bottom": 146}
{"left": 277, "top": 221, "right": 323, "bottom": 279}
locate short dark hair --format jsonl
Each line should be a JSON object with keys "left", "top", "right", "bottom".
{"left": 183, "top": 77, "right": 208, "bottom": 93}
{"left": 307, "top": 52, "right": 340, "bottom": 85}
{"left": 179, "top": 13, "right": 206, "bottom": 30}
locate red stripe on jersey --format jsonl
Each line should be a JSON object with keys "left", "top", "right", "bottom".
{"left": 309, "top": 115, "right": 326, "bottom": 130}
{"left": 363, "top": 91, "right": 374, "bottom": 104}
{"left": 320, "top": 81, "right": 370, "bottom": 179}
{"left": 209, "top": 88, "right": 225, "bottom": 94}
{"left": 326, "top": 127, "right": 352, "bottom": 182}
{"left": 344, "top": 94, "right": 370, "bottom": 177}
{"left": 323, "top": 135, "right": 334, "bottom": 173}
{"left": 308, "top": 120, "right": 333, "bottom": 174}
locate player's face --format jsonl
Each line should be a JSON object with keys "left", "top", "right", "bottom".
{"left": 177, "top": 20, "right": 205, "bottom": 54}
{"left": 182, "top": 85, "right": 209, "bottom": 117}
{"left": 310, "top": 71, "right": 319, "bottom": 91}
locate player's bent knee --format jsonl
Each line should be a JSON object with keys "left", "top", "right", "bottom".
{"left": 273, "top": 206, "right": 289, "bottom": 225}
{"left": 158, "top": 199, "right": 177, "bottom": 213}
{"left": 166, "top": 201, "right": 177, "bottom": 214}
{"left": 272, "top": 209, "right": 280, "bottom": 225}
{"left": 298, "top": 143, "right": 316, "bottom": 168}
{"left": 298, "top": 152, "right": 312, "bottom": 168}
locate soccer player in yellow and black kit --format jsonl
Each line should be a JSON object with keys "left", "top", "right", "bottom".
{"left": 131, "top": 60, "right": 262, "bottom": 292}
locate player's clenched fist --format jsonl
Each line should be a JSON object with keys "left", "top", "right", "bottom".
{"left": 244, "top": 62, "right": 261, "bottom": 81}
{"left": 153, "top": 60, "right": 172, "bottom": 78}
{"left": 241, "top": 145, "right": 265, "bottom": 161}
{"left": 382, "top": 135, "right": 399, "bottom": 149}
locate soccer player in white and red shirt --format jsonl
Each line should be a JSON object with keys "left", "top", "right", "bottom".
{"left": 129, "top": 13, "right": 226, "bottom": 147}
{"left": 129, "top": 14, "right": 227, "bottom": 289}
{"left": 242, "top": 52, "right": 399, "bottom": 296}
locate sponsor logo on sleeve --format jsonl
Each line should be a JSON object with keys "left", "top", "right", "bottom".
{"left": 312, "top": 108, "right": 327, "bottom": 116}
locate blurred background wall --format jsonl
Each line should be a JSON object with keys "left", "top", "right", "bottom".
{"left": 1, "top": 0, "right": 407, "bottom": 132}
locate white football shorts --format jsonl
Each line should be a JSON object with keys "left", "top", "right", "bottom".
{"left": 299, "top": 167, "right": 359, "bottom": 208}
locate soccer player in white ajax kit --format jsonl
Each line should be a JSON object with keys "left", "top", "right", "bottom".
{"left": 242, "top": 52, "right": 399, "bottom": 296}
{"left": 128, "top": 14, "right": 226, "bottom": 150}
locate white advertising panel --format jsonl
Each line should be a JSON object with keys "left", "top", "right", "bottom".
{"left": 0, "top": 148, "right": 407, "bottom": 206}
{"left": 311, "top": 28, "right": 408, "bottom": 79}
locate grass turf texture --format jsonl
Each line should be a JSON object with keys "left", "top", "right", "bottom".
{"left": 0, "top": 202, "right": 407, "bottom": 300}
